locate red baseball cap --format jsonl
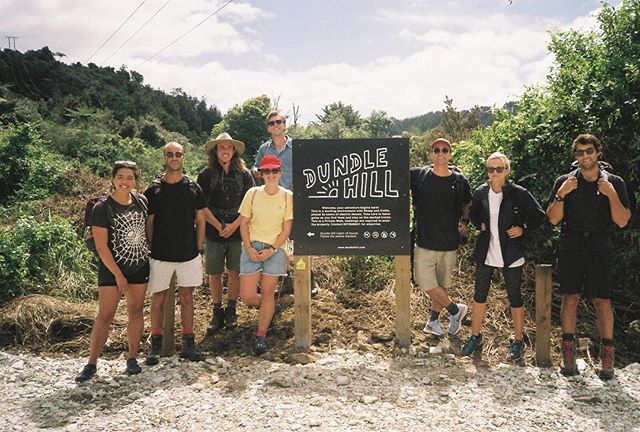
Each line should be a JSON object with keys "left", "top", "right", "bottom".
{"left": 258, "top": 155, "right": 282, "bottom": 170}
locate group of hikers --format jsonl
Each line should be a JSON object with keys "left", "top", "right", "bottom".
{"left": 75, "top": 109, "right": 631, "bottom": 383}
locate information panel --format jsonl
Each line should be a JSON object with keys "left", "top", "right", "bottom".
{"left": 291, "top": 138, "right": 410, "bottom": 255}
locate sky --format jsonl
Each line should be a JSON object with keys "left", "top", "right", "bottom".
{"left": 0, "top": 0, "right": 623, "bottom": 123}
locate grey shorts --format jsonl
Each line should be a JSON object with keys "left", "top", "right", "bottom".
{"left": 204, "top": 238, "right": 241, "bottom": 274}
{"left": 413, "top": 246, "right": 456, "bottom": 292}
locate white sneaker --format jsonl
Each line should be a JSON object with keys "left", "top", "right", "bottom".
{"left": 448, "top": 304, "right": 468, "bottom": 335}
{"left": 423, "top": 319, "right": 444, "bottom": 336}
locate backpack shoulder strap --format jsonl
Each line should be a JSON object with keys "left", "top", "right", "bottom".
{"left": 131, "top": 191, "right": 148, "bottom": 215}
{"left": 415, "top": 166, "right": 432, "bottom": 193}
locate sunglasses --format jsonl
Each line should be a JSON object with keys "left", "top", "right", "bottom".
{"left": 165, "top": 151, "right": 184, "bottom": 159}
{"left": 574, "top": 147, "right": 596, "bottom": 157}
{"left": 260, "top": 168, "right": 281, "bottom": 175}
{"left": 487, "top": 166, "right": 506, "bottom": 173}
{"left": 432, "top": 147, "right": 450, "bottom": 154}
{"left": 267, "top": 119, "right": 285, "bottom": 126}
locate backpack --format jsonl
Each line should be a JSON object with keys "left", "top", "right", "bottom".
{"left": 568, "top": 160, "right": 613, "bottom": 180}
{"left": 83, "top": 192, "right": 148, "bottom": 254}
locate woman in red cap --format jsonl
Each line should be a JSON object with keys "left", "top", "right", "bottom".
{"left": 238, "top": 154, "right": 293, "bottom": 355}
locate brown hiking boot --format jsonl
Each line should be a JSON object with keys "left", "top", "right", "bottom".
{"left": 598, "top": 344, "right": 615, "bottom": 380}
{"left": 560, "top": 338, "right": 579, "bottom": 376}
{"left": 206, "top": 307, "right": 225, "bottom": 335}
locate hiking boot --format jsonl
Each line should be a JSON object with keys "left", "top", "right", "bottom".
{"left": 180, "top": 334, "right": 205, "bottom": 362}
{"left": 461, "top": 334, "right": 483, "bottom": 357}
{"left": 125, "top": 358, "right": 142, "bottom": 376}
{"left": 145, "top": 334, "right": 163, "bottom": 366}
{"left": 448, "top": 304, "right": 468, "bottom": 335}
{"left": 207, "top": 307, "right": 225, "bottom": 335}
{"left": 255, "top": 336, "right": 267, "bottom": 356}
{"left": 75, "top": 363, "right": 97, "bottom": 382}
{"left": 507, "top": 339, "right": 525, "bottom": 361}
{"left": 560, "top": 338, "right": 579, "bottom": 376}
{"left": 423, "top": 319, "right": 444, "bottom": 337}
{"left": 598, "top": 344, "right": 615, "bottom": 381}
{"left": 224, "top": 306, "right": 238, "bottom": 330}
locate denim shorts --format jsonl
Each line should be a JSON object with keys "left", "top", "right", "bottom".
{"left": 240, "top": 241, "right": 288, "bottom": 276}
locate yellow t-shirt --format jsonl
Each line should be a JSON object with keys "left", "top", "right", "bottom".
{"left": 239, "top": 186, "right": 293, "bottom": 246}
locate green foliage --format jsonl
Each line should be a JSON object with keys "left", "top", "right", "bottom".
{"left": 0, "top": 216, "right": 95, "bottom": 301}
{"left": 316, "top": 102, "right": 362, "bottom": 128}
{"left": 0, "top": 123, "right": 67, "bottom": 202}
{"left": 332, "top": 255, "right": 395, "bottom": 293}
{"left": 0, "top": 47, "right": 222, "bottom": 144}
{"left": 210, "top": 95, "right": 272, "bottom": 164}
{"left": 465, "top": 0, "right": 640, "bottom": 284}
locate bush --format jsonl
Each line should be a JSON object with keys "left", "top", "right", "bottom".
{"left": 332, "top": 255, "right": 395, "bottom": 293}
{"left": 0, "top": 216, "right": 96, "bottom": 302}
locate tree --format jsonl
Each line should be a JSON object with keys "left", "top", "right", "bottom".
{"left": 363, "top": 110, "right": 392, "bottom": 138}
{"left": 316, "top": 101, "right": 362, "bottom": 128}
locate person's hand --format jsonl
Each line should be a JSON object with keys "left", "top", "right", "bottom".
{"left": 257, "top": 247, "right": 277, "bottom": 262}
{"left": 597, "top": 177, "right": 616, "bottom": 198}
{"left": 251, "top": 168, "right": 262, "bottom": 181}
{"left": 480, "top": 222, "right": 487, "bottom": 232}
{"left": 458, "top": 221, "right": 468, "bottom": 236}
{"left": 115, "top": 273, "right": 128, "bottom": 295}
{"left": 246, "top": 246, "right": 260, "bottom": 262}
{"left": 557, "top": 177, "right": 578, "bottom": 199}
{"left": 506, "top": 225, "right": 523, "bottom": 238}
{"left": 219, "top": 222, "right": 237, "bottom": 238}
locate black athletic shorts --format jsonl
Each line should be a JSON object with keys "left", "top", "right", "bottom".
{"left": 558, "top": 248, "right": 613, "bottom": 299}
{"left": 98, "top": 262, "right": 150, "bottom": 287}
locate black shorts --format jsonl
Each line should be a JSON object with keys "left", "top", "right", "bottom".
{"left": 558, "top": 248, "right": 613, "bottom": 299}
{"left": 98, "top": 262, "right": 150, "bottom": 287}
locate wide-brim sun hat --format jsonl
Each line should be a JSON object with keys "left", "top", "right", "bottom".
{"left": 204, "top": 132, "right": 245, "bottom": 155}
{"left": 258, "top": 154, "right": 282, "bottom": 170}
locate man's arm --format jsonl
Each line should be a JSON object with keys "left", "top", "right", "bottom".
{"left": 196, "top": 209, "right": 206, "bottom": 252}
{"left": 598, "top": 177, "right": 631, "bottom": 228}
{"left": 145, "top": 214, "right": 154, "bottom": 246}
{"left": 547, "top": 176, "right": 575, "bottom": 225}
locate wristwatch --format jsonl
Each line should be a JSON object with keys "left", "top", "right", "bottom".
{"left": 554, "top": 194, "right": 565, "bottom": 202}
{"left": 270, "top": 245, "right": 278, "bottom": 252}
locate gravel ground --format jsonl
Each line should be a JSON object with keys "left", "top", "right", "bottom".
{"left": 1, "top": 349, "right": 639, "bottom": 432}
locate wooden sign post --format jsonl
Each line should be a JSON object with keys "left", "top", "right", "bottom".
{"left": 394, "top": 255, "right": 411, "bottom": 347}
{"left": 161, "top": 272, "right": 177, "bottom": 356}
{"left": 535, "top": 264, "right": 553, "bottom": 367}
{"left": 293, "top": 256, "right": 312, "bottom": 351}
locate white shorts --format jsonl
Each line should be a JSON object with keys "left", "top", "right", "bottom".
{"left": 147, "top": 256, "right": 203, "bottom": 294}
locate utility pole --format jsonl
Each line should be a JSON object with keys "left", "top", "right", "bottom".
{"left": 6, "top": 36, "right": 17, "bottom": 50}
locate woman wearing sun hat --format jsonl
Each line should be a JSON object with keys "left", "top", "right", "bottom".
{"left": 237, "top": 154, "right": 293, "bottom": 355}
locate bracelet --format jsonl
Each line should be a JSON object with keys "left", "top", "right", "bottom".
{"left": 554, "top": 194, "right": 565, "bottom": 202}
{"left": 270, "top": 245, "right": 277, "bottom": 252}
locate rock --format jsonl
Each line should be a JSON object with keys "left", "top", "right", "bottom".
{"left": 360, "top": 396, "right": 378, "bottom": 405}
{"left": 336, "top": 375, "right": 349, "bottom": 386}
{"left": 625, "top": 363, "right": 640, "bottom": 374}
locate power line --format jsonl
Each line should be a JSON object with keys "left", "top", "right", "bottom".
{"left": 101, "top": 0, "right": 170, "bottom": 65}
{"left": 135, "top": 0, "right": 235, "bottom": 68}
{"left": 6, "top": 36, "right": 17, "bottom": 50}
{"left": 86, "top": 1, "right": 146, "bottom": 63}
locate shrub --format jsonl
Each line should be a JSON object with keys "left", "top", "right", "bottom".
{"left": 0, "top": 216, "right": 96, "bottom": 302}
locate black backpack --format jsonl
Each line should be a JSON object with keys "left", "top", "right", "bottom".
{"left": 83, "top": 192, "right": 148, "bottom": 254}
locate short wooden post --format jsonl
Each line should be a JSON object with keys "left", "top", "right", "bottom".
{"left": 394, "top": 255, "right": 411, "bottom": 348}
{"left": 162, "top": 272, "right": 177, "bottom": 356}
{"left": 293, "top": 255, "right": 312, "bottom": 351}
{"left": 535, "top": 264, "right": 553, "bottom": 367}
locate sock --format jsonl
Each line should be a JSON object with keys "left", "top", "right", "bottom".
{"left": 429, "top": 311, "right": 440, "bottom": 322}
{"left": 601, "top": 338, "right": 615, "bottom": 347}
{"left": 446, "top": 303, "right": 459, "bottom": 316}
{"left": 182, "top": 328, "right": 193, "bottom": 336}
{"left": 227, "top": 299, "right": 237, "bottom": 309}
{"left": 256, "top": 330, "right": 267, "bottom": 338}
{"left": 562, "top": 333, "right": 575, "bottom": 341}
{"left": 213, "top": 303, "right": 223, "bottom": 310}
{"left": 151, "top": 327, "right": 163, "bottom": 336}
